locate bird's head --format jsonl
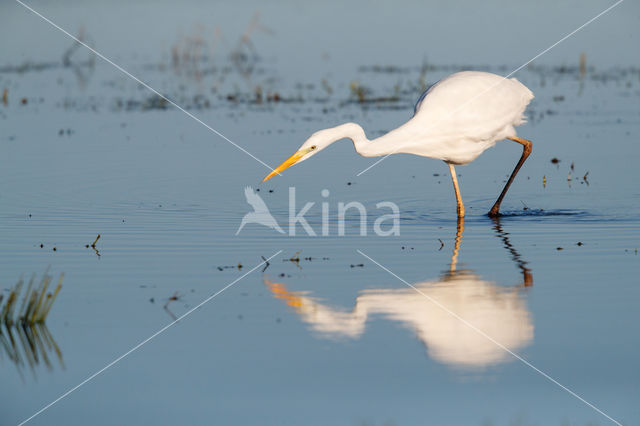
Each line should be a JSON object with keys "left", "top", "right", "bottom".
{"left": 262, "top": 132, "right": 330, "bottom": 182}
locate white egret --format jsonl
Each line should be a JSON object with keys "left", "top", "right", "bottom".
{"left": 265, "top": 272, "right": 533, "bottom": 368}
{"left": 263, "top": 218, "right": 534, "bottom": 368}
{"left": 263, "top": 71, "right": 534, "bottom": 217}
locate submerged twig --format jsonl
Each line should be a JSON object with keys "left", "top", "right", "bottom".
{"left": 85, "top": 234, "right": 101, "bottom": 257}
{"left": 163, "top": 291, "right": 182, "bottom": 310}
{"left": 284, "top": 250, "right": 303, "bottom": 270}
{"left": 163, "top": 291, "right": 182, "bottom": 320}
{"left": 287, "top": 250, "right": 302, "bottom": 263}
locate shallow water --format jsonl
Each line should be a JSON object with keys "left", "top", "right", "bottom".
{"left": 1, "top": 0, "right": 640, "bottom": 425}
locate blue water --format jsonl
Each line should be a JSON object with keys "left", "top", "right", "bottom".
{"left": 1, "top": 0, "right": 639, "bottom": 425}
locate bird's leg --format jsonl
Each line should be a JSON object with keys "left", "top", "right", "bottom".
{"left": 488, "top": 136, "right": 533, "bottom": 217}
{"left": 491, "top": 216, "right": 533, "bottom": 287}
{"left": 449, "top": 216, "right": 465, "bottom": 273}
{"left": 448, "top": 163, "right": 465, "bottom": 218}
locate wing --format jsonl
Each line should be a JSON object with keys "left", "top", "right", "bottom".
{"left": 413, "top": 83, "right": 435, "bottom": 116}
{"left": 244, "top": 186, "right": 270, "bottom": 212}
{"left": 413, "top": 71, "right": 534, "bottom": 140}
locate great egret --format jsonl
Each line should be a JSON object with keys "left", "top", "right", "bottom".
{"left": 263, "top": 71, "right": 534, "bottom": 217}
{"left": 264, "top": 218, "right": 534, "bottom": 368}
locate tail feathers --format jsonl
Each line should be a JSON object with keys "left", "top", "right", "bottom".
{"left": 510, "top": 77, "right": 535, "bottom": 102}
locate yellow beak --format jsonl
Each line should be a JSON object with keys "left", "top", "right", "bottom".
{"left": 262, "top": 150, "right": 306, "bottom": 182}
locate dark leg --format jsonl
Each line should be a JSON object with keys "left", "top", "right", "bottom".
{"left": 491, "top": 216, "right": 533, "bottom": 287}
{"left": 488, "top": 136, "right": 532, "bottom": 217}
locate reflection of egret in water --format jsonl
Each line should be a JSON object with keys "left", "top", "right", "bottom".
{"left": 0, "top": 323, "right": 64, "bottom": 380}
{"left": 265, "top": 218, "right": 534, "bottom": 369}
{"left": 492, "top": 218, "right": 533, "bottom": 287}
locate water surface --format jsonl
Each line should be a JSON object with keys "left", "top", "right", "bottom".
{"left": 1, "top": 0, "right": 639, "bottom": 425}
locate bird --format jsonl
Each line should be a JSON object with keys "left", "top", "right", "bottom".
{"left": 236, "top": 186, "right": 284, "bottom": 235}
{"left": 263, "top": 218, "right": 534, "bottom": 368}
{"left": 264, "top": 272, "right": 533, "bottom": 368}
{"left": 262, "top": 71, "right": 534, "bottom": 217}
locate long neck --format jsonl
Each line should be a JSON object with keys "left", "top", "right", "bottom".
{"left": 320, "top": 122, "right": 397, "bottom": 157}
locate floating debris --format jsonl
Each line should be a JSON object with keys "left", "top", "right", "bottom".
{"left": 550, "top": 158, "right": 560, "bottom": 164}
{"left": 85, "top": 234, "right": 100, "bottom": 248}
{"left": 163, "top": 291, "right": 183, "bottom": 320}
{"left": 85, "top": 234, "right": 101, "bottom": 257}
{"left": 267, "top": 92, "right": 281, "bottom": 102}
{"left": 164, "top": 291, "right": 182, "bottom": 308}
{"left": 2, "top": 88, "right": 7, "bottom": 106}
{"left": 217, "top": 263, "right": 244, "bottom": 271}
{"left": 285, "top": 250, "right": 302, "bottom": 263}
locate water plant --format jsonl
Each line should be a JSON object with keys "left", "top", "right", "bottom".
{"left": 0, "top": 270, "right": 63, "bottom": 326}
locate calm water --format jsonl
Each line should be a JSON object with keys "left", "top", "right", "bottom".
{"left": 1, "top": 0, "right": 639, "bottom": 425}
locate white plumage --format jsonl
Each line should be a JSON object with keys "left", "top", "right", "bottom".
{"left": 407, "top": 71, "right": 534, "bottom": 164}
{"left": 263, "top": 71, "right": 535, "bottom": 217}
{"left": 264, "top": 272, "right": 533, "bottom": 368}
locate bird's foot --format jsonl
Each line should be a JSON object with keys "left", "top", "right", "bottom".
{"left": 487, "top": 208, "right": 501, "bottom": 218}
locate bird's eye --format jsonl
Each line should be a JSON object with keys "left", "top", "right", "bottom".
{"left": 310, "top": 145, "right": 317, "bottom": 150}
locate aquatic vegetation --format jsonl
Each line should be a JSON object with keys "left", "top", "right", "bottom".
{"left": 0, "top": 271, "right": 64, "bottom": 378}
{"left": 4, "top": 37, "right": 636, "bottom": 116}
{"left": 0, "top": 322, "right": 64, "bottom": 379}
{"left": 0, "top": 270, "right": 63, "bottom": 326}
